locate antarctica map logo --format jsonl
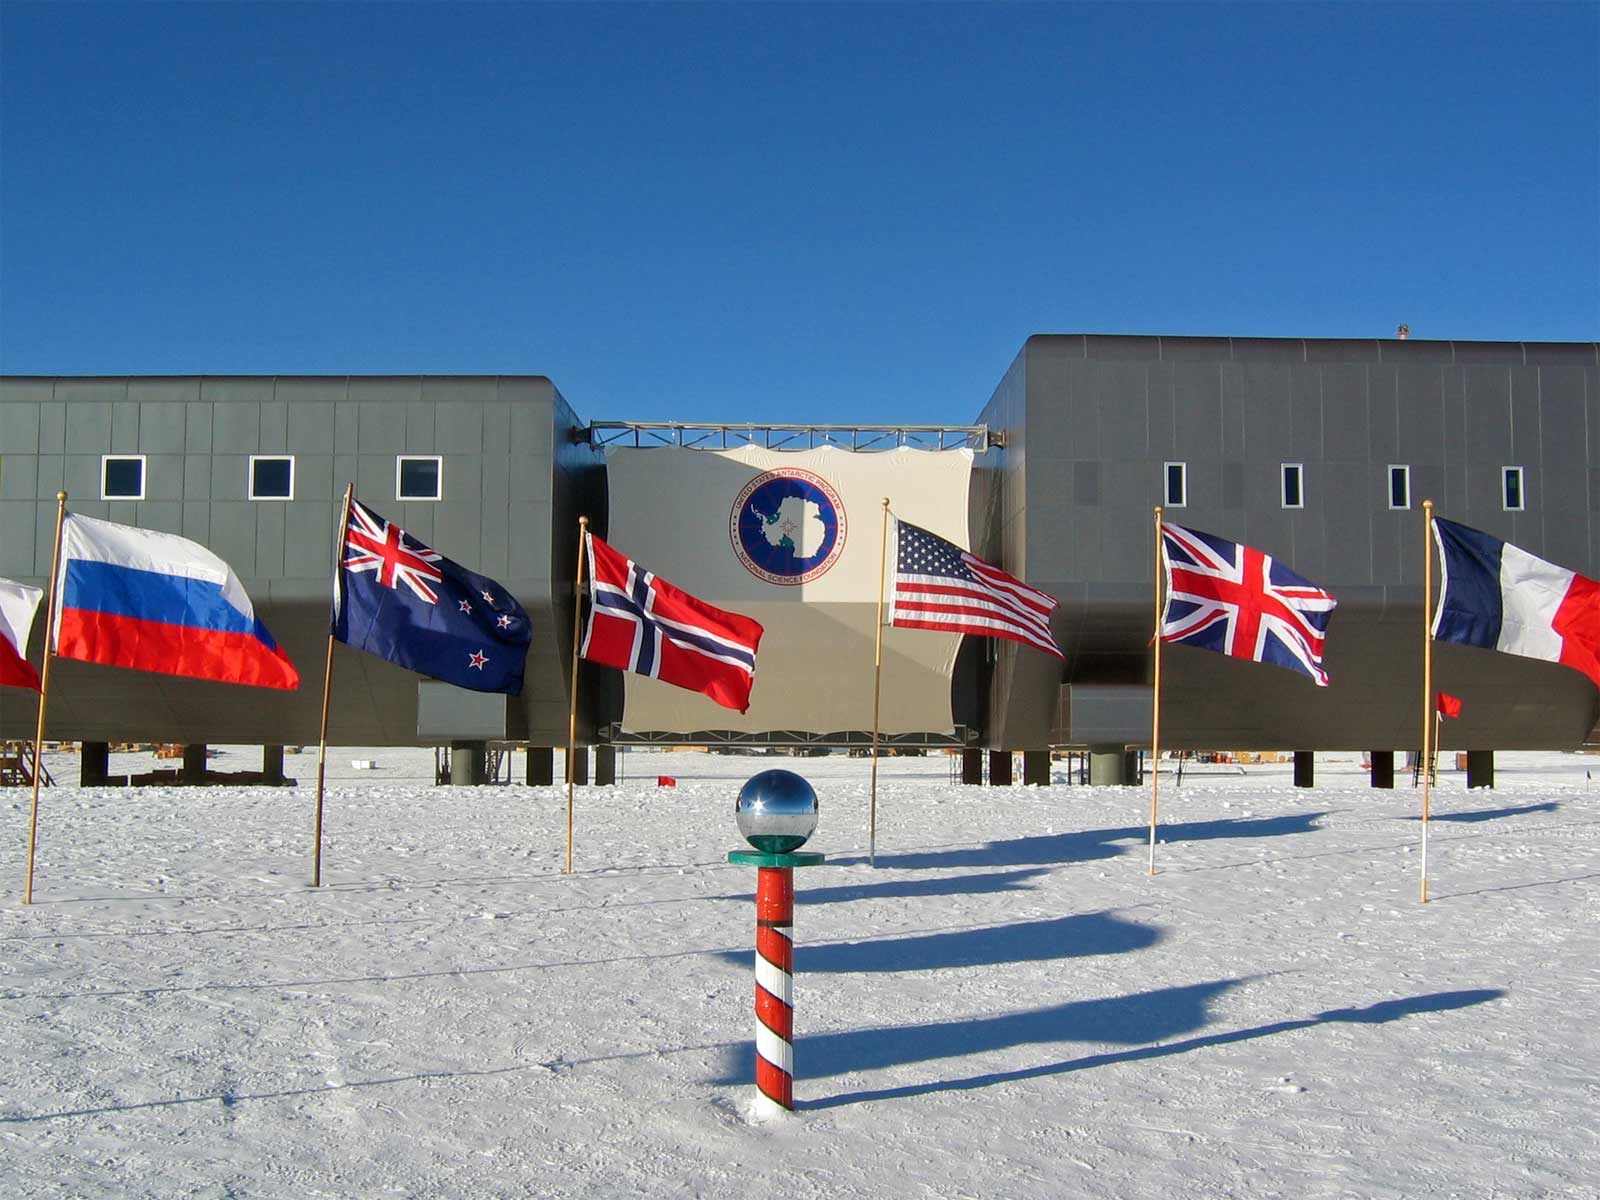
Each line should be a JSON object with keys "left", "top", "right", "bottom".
{"left": 730, "top": 468, "right": 847, "bottom": 585}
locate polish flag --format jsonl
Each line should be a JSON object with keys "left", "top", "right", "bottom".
{"left": 1432, "top": 516, "right": 1600, "bottom": 688}
{"left": 0, "top": 578, "right": 43, "bottom": 690}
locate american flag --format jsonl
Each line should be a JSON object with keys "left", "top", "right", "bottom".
{"left": 888, "top": 518, "right": 1061, "bottom": 658}
{"left": 1159, "top": 522, "right": 1337, "bottom": 686}
{"left": 582, "top": 533, "right": 765, "bottom": 713}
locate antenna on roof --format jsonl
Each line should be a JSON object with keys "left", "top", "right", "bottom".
{"left": 1396, "top": 324, "right": 1410, "bottom": 340}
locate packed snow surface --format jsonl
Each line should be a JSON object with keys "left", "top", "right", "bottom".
{"left": 2, "top": 747, "right": 1596, "bottom": 1198}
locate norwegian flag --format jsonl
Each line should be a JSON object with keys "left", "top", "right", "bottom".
{"left": 581, "top": 533, "right": 764, "bottom": 713}
{"left": 332, "top": 497, "right": 531, "bottom": 694}
{"left": 1160, "top": 523, "right": 1338, "bottom": 686}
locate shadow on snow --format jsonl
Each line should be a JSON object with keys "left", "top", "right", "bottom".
{"left": 712, "top": 984, "right": 1505, "bottom": 1108}
{"left": 714, "top": 908, "right": 1160, "bottom": 976}
{"left": 1415, "top": 802, "right": 1560, "bottom": 824}
{"left": 832, "top": 813, "right": 1328, "bottom": 871}
{"left": 711, "top": 867, "right": 1052, "bottom": 906}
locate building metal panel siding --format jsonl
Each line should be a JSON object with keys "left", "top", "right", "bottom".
{"left": 0, "top": 400, "right": 42, "bottom": 453}
{"left": 0, "top": 375, "right": 585, "bottom": 747}
{"left": 6, "top": 345, "right": 1599, "bottom": 754}
{"left": 974, "top": 335, "right": 1600, "bottom": 752}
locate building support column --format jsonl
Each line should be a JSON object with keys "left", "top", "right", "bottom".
{"left": 1466, "top": 750, "right": 1495, "bottom": 789}
{"left": 262, "top": 744, "right": 286, "bottom": 786}
{"left": 526, "top": 747, "right": 555, "bottom": 786}
{"left": 1293, "top": 751, "right": 1314, "bottom": 788}
{"left": 182, "top": 744, "right": 207, "bottom": 784}
{"left": 1369, "top": 750, "right": 1394, "bottom": 789}
{"left": 80, "top": 741, "right": 110, "bottom": 787}
{"left": 450, "top": 740, "right": 488, "bottom": 786}
{"left": 568, "top": 746, "right": 589, "bottom": 787}
{"left": 1022, "top": 750, "right": 1051, "bottom": 786}
{"left": 960, "top": 749, "right": 983, "bottom": 785}
{"left": 1088, "top": 744, "right": 1132, "bottom": 786}
{"left": 594, "top": 745, "right": 617, "bottom": 786}
{"left": 988, "top": 750, "right": 1013, "bottom": 786}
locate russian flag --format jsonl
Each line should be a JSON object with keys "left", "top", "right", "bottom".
{"left": 53, "top": 513, "right": 300, "bottom": 690}
{"left": 1431, "top": 516, "right": 1600, "bottom": 689}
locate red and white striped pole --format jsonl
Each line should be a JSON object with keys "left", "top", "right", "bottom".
{"left": 754, "top": 866, "right": 796, "bottom": 1113}
{"left": 731, "top": 767, "right": 824, "bottom": 1117}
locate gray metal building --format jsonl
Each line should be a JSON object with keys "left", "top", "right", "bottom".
{"left": 0, "top": 376, "right": 605, "bottom": 750}
{"left": 975, "top": 335, "right": 1600, "bottom": 757}
{"left": 2, "top": 335, "right": 1598, "bottom": 774}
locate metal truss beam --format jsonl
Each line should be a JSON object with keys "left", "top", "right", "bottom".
{"left": 585, "top": 423, "right": 998, "bottom": 452}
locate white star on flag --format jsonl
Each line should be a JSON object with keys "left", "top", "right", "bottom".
{"left": 481, "top": 590, "right": 494, "bottom": 603}
{"left": 468, "top": 650, "right": 489, "bottom": 669}
{"left": 496, "top": 614, "right": 512, "bottom": 629}
{"left": 459, "top": 599, "right": 472, "bottom": 613}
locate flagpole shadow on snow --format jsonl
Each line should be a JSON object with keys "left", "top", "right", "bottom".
{"left": 713, "top": 908, "right": 1161, "bottom": 976}
{"left": 711, "top": 866, "right": 1053, "bottom": 906}
{"left": 833, "top": 813, "right": 1328, "bottom": 871}
{"left": 1409, "top": 802, "right": 1560, "bottom": 824}
{"left": 706, "top": 984, "right": 1503, "bottom": 1109}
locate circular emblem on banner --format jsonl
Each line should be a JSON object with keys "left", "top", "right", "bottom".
{"left": 730, "top": 468, "right": 847, "bottom": 585}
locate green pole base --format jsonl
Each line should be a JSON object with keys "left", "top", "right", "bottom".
{"left": 727, "top": 850, "right": 826, "bottom": 868}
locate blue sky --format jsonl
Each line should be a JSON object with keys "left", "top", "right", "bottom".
{"left": 2, "top": 2, "right": 1595, "bottom": 426}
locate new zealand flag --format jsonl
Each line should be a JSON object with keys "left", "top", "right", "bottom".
{"left": 332, "top": 498, "right": 532, "bottom": 694}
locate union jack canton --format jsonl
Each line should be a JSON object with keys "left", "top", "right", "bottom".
{"left": 581, "top": 533, "right": 764, "bottom": 713}
{"left": 332, "top": 498, "right": 532, "bottom": 695}
{"left": 1159, "top": 523, "right": 1338, "bottom": 686}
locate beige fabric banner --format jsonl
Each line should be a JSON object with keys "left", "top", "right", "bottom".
{"left": 604, "top": 445, "right": 974, "bottom": 734}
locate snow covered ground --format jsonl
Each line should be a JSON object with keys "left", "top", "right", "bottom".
{"left": 1, "top": 746, "right": 1596, "bottom": 1198}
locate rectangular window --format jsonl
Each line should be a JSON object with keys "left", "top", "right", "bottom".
{"left": 1281, "top": 463, "right": 1304, "bottom": 509}
{"left": 1388, "top": 465, "right": 1411, "bottom": 509}
{"left": 101, "top": 454, "right": 146, "bottom": 500}
{"left": 1503, "top": 466, "right": 1524, "bottom": 511}
{"left": 1163, "top": 462, "right": 1187, "bottom": 507}
{"left": 249, "top": 455, "right": 295, "bottom": 500}
{"left": 397, "top": 455, "right": 442, "bottom": 501}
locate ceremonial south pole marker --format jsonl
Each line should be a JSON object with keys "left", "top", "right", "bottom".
{"left": 729, "top": 769, "right": 825, "bottom": 1117}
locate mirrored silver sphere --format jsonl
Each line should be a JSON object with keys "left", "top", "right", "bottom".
{"left": 735, "top": 769, "right": 819, "bottom": 853}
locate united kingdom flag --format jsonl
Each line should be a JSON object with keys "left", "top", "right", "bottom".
{"left": 332, "top": 497, "right": 531, "bottom": 694}
{"left": 1159, "top": 523, "right": 1338, "bottom": 686}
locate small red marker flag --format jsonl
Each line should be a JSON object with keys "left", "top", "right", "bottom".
{"left": 1436, "top": 692, "right": 1463, "bottom": 718}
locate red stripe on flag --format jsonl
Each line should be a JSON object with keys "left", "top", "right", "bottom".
{"left": 57, "top": 609, "right": 301, "bottom": 690}
{"left": 1552, "top": 572, "right": 1600, "bottom": 689}
{"left": 0, "top": 639, "right": 39, "bottom": 690}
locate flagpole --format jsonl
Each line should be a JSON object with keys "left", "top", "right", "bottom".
{"left": 1421, "top": 498, "right": 1434, "bottom": 904}
{"left": 869, "top": 498, "right": 889, "bottom": 867}
{"left": 1149, "top": 505, "right": 1164, "bottom": 876}
{"left": 566, "top": 516, "right": 588, "bottom": 875}
{"left": 23, "top": 491, "right": 67, "bottom": 906}
{"left": 313, "top": 483, "right": 354, "bottom": 888}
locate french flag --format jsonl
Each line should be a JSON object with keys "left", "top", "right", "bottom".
{"left": 1432, "top": 516, "right": 1600, "bottom": 689}
{"left": 53, "top": 513, "right": 300, "bottom": 690}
